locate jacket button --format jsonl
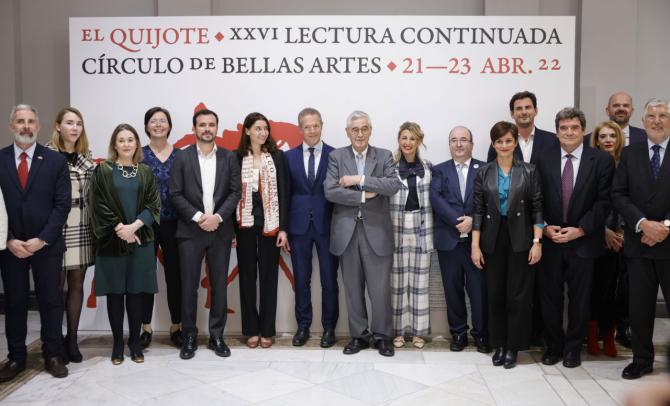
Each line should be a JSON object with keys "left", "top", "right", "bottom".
{"left": 486, "top": 214, "right": 490, "bottom": 219}
{"left": 517, "top": 212, "right": 521, "bottom": 216}
{"left": 520, "top": 199, "right": 524, "bottom": 203}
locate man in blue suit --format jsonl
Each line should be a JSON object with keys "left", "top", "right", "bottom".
{"left": 0, "top": 104, "right": 71, "bottom": 381}
{"left": 284, "top": 107, "right": 339, "bottom": 348}
{"left": 430, "top": 126, "right": 489, "bottom": 353}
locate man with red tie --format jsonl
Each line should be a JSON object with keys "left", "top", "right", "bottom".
{"left": 0, "top": 104, "right": 71, "bottom": 381}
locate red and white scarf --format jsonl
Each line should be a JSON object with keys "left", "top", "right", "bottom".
{"left": 237, "top": 152, "right": 280, "bottom": 236}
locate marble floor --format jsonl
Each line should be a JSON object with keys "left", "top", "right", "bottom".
{"left": 0, "top": 314, "right": 668, "bottom": 406}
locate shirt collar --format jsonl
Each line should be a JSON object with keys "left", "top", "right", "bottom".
{"left": 648, "top": 137, "right": 669, "bottom": 150}
{"left": 196, "top": 143, "right": 217, "bottom": 158}
{"left": 561, "top": 143, "right": 583, "bottom": 160}
{"left": 303, "top": 140, "right": 323, "bottom": 152}
{"left": 352, "top": 146, "right": 368, "bottom": 158}
{"left": 14, "top": 142, "right": 37, "bottom": 160}
{"left": 455, "top": 158, "right": 472, "bottom": 168}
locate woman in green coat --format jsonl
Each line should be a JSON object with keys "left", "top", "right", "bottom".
{"left": 89, "top": 123, "right": 160, "bottom": 365}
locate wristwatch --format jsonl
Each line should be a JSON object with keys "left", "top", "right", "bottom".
{"left": 533, "top": 238, "right": 542, "bottom": 244}
{"left": 664, "top": 219, "right": 670, "bottom": 227}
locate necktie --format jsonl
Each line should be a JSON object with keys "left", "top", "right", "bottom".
{"left": 650, "top": 144, "right": 661, "bottom": 180}
{"left": 356, "top": 153, "right": 364, "bottom": 176}
{"left": 18, "top": 152, "right": 28, "bottom": 189}
{"left": 457, "top": 163, "right": 467, "bottom": 201}
{"left": 307, "top": 147, "right": 315, "bottom": 185}
{"left": 562, "top": 154, "right": 573, "bottom": 223}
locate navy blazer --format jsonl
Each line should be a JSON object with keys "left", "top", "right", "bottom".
{"left": 0, "top": 143, "right": 71, "bottom": 254}
{"left": 487, "top": 127, "right": 557, "bottom": 164}
{"left": 284, "top": 142, "right": 334, "bottom": 236}
{"left": 430, "top": 158, "right": 484, "bottom": 251}
{"left": 537, "top": 143, "right": 614, "bottom": 259}
{"left": 584, "top": 125, "right": 647, "bottom": 147}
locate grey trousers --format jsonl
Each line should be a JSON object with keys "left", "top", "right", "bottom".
{"left": 340, "top": 221, "right": 393, "bottom": 340}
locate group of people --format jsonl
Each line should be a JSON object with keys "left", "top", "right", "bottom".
{"left": 0, "top": 89, "right": 668, "bottom": 383}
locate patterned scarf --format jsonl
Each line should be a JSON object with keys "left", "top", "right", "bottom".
{"left": 237, "top": 152, "right": 280, "bottom": 236}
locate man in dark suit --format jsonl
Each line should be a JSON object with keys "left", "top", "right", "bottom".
{"left": 0, "top": 104, "right": 71, "bottom": 381}
{"left": 324, "top": 110, "right": 401, "bottom": 357}
{"left": 284, "top": 108, "right": 339, "bottom": 348}
{"left": 169, "top": 109, "right": 241, "bottom": 360}
{"left": 612, "top": 98, "right": 670, "bottom": 380}
{"left": 586, "top": 92, "right": 646, "bottom": 148}
{"left": 487, "top": 90, "right": 557, "bottom": 164}
{"left": 430, "top": 126, "right": 489, "bottom": 353}
{"left": 537, "top": 107, "right": 614, "bottom": 368}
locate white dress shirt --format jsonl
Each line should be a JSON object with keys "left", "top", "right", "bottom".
{"left": 518, "top": 128, "right": 536, "bottom": 163}
{"left": 302, "top": 140, "right": 323, "bottom": 177}
{"left": 14, "top": 142, "right": 37, "bottom": 170}
{"left": 561, "top": 143, "right": 583, "bottom": 186}
{"left": 192, "top": 144, "right": 220, "bottom": 223}
{"left": 352, "top": 146, "right": 368, "bottom": 203}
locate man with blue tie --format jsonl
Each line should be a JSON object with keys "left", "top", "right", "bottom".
{"left": 612, "top": 98, "right": 670, "bottom": 380}
{"left": 0, "top": 105, "right": 71, "bottom": 381}
{"left": 430, "top": 126, "right": 489, "bottom": 353}
{"left": 284, "top": 108, "right": 339, "bottom": 348}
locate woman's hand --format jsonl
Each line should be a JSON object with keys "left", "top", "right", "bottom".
{"left": 471, "top": 246, "right": 485, "bottom": 270}
{"left": 528, "top": 242, "right": 542, "bottom": 265}
{"left": 276, "top": 231, "right": 288, "bottom": 249}
{"left": 115, "top": 222, "right": 139, "bottom": 243}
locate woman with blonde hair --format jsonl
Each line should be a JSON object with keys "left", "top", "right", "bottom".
{"left": 587, "top": 121, "right": 626, "bottom": 357}
{"left": 46, "top": 107, "right": 96, "bottom": 362}
{"left": 389, "top": 122, "right": 433, "bottom": 348}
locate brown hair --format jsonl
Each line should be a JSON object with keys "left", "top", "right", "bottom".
{"left": 490, "top": 121, "right": 519, "bottom": 143}
{"left": 108, "top": 123, "right": 143, "bottom": 164}
{"left": 50, "top": 107, "right": 90, "bottom": 155}
{"left": 591, "top": 121, "right": 624, "bottom": 163}
{"left": 237, "top": 112, "right": 277, "bottom": 158}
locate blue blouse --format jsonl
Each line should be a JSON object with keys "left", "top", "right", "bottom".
{"left": 142, "top": 145, "right": 178, "bottom": 222}
{"left": 497, "top": 165, "right": 511, "bottom": 216}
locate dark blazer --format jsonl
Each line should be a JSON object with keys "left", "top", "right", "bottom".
{"left": 472, "top": 159, "right": 543, "bottom": 254}
{"left": 0, "top": 143, "right": 71, "bottom": 253}
{"left": 284, "top": 143, "right": 334, "bottom": 236}
{"left": 585, "top": 125, "right": 647, "bottom": 146}
{"left": 536, "top": 144, "right": 614, "bottom": 259}
{"left": 169, "top": 145, "right": 241, "bottom": 240}
{"left": 487, "top": 127, "right": 557, "bottom": 164}
{"left": 430, "top": 158, "right": 484, "bottom": 251}
{"left": 612, "top": 140, "right": 670, "bottom": 259}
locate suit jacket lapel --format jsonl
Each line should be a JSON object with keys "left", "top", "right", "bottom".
{"left": 508, "top": 162, "right": 522, "bottom": 210}
{"left": 3, "top": 148, "right": 22, "bottom": 192}
{"left": 464, "top": 160, "right": 478, "bottom": 203}
{"left": 190, "top": 146, "right": 203, "bottom": 193}
{"left": 547, "top": 145, "right": 563, "bottom": 202}
{"left": 447, "top": 161, "right": 464, "bottom": 205}
{"left": 364, "top": 147, "right": 377, "bottom": 178}
{"left": 651, "top": 144, "right": 670, "bottom": 196}
{"left": 569, "top": 148, "right": 593, "bottom": 209}
{"left": 314, "top": 144, "right": 330, "bottom": 184}
{"left": 24, "top": 145, "right": 44, "bottom": 194}
{"left": 213, "top": 149, "right": 223, "bottom": 196}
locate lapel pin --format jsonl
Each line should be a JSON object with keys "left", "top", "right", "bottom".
{"left": 473, "top": 163, "right": 479, "bottom": 169}
{"left": 37, "top": 155, "right": 43, "bottom": 160}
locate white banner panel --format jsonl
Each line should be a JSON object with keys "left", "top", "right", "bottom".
{"left": 70, "top": 16, "right": 575, "bottom": 334}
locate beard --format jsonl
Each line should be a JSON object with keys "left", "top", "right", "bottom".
{"left": 14, "top": 132, "right": 37, "bottom": 144}
{"left": 609, "top": 113, "right": 629, "bottom": 127}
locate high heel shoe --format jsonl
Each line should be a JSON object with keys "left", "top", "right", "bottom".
{"left": 246, "top": 336, "right": 260, "bottom": 348}
{"left": 492, "top": 347, "right": 505, "bottom": 366}
{"left": 111, "top": 341, "right": 124, "bottom": 365}
{"left": 503, "top": 350, "right": 518, "bottom": 369}
{"left": 260, "top": 337, "right": 273, "bottom": 348}
{"left": 130, "top": 350, "right": 144, "bottom": 363}
{"left": 140, "top": 329, "right": 152, "bottom": 348}
{"left": 603, "top": 326, "right": 618, "bottom": 357}
{"left": 586, "top": 320, "right": 601, "bottom": 356}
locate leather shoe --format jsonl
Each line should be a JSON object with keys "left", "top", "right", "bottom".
{"left": 475, "top": 336, "right": 491, "bottom": 353}
{"left": 140, "top": 330, "right": 152, "bottom": 348}
{"left": 292, "top": 328, "right": 310, "bottom": 347}
{"left": 374, "top": 339, "right": 395, "bottom": 357}
{"left": 208, "top": 336, "right": 231, "bottom": 357}
{"left": 541, "top": 350, "right": 561, "bottom": 366}
{"left": 562, "top": 351, "right": 581, "bottom": 368}
{"left": 503, "top": 350, "right": 518, "bottom": 369}
{"left": 180, "top": 335, "right": 197, "bottom": 360}
{"left": 320, "top": 329, "right": 336, "bottom": 348}
{"left": 45, "top": 357, "right": 68, "bottom": 378}
{"left": 450, "top": 334, "right": 467, "bottom": 352}
{"left": 492, "top": 347, "right": 505, "bottom": 366}
{"left": 0, "top": 360, "right": 26, "bottom": 382}
{"left": 343, "top": 338, "right": 369, "bottom": 355}
{"left": 621, "top": 362, "right": 653, "bottom": 380}
{"left": 130, "top": 350, "right": 144, "bottom": 364}
{"left": 170, "top": 330, "right": 183, "bottom": 348}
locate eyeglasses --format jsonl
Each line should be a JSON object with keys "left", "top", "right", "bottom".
{"left": 349, "top": 126, "right": 371, "bottom": 135}
{"left": 449, "top": 138, "right": 471, "bottom": 145}
{"left": 149, "top": 119, "right": 168, "bottom": 125}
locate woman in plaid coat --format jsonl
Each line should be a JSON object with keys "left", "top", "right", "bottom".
{"left": 389, "top": 122, "right": 434, "bottom": 349}
{"left": 47, "top": 107, "right": 96, "bottom": 363}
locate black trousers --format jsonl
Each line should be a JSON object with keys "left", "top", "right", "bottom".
{"left": 0, "top": 249, "right": 64, "bottom": 362}
{"left": 179, "top": 232, "right": 232, "bottom": 338}
{"left": 590, "top": 249, "right": 623, "bottom": 329}
{"left": 142, "top": 219, "right": 182, "bottom": 325}
{"left": 484, "top": 219, "right": 535, "bottom": 351}
{"left": 627, "top": 257, "right": 670, "bottom": 365}
{"left": 539, "top": 242, "right": 594, "bottom": 355}
{"left": 236, "top": 225, "right": 280, "bottom": 337}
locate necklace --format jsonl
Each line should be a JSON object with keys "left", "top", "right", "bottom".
{"left": 116, "top": 161, "right": 139, "bottom": 178}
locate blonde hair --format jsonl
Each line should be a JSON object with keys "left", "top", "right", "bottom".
{"left": 394, "top": 121, "right": 425, "bottom": 163}
{"left": 108, "top": 123, "right": 143, "bottom": 164}
{"left": 50, "top": 107, "right": 90, "bottom": 155}
{"left": 590, "top": 121, "right": 624, "bottom": 163}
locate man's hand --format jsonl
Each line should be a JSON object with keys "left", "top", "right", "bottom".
{"left": 543, "top": 225, "right": 562, "bottom": 242}
{"left": 605, "top": 228, "right": 623, "bottom": 252}
{"left": 641, "top": 234, "right": 657, "bottom": 247}
{"left": 7, "top": 239, "right": 32, "bottom": 258}
{"left": 198, "top": 213, "right": 220, "bottom": 232}
{"left": 640, "top": 220, "right": 670, "bottom": 243}
{"left": 456, "top": 216, "right": 473, "bottom": 234}
{"left": 339, "top": 175, "right": 362, "bottom": 188}
{"left": 553, "top": 227, "right": 585, "bottom": 243}
{"left": 364, "top": 191, "right": 378, "bottom": 200}
{"left": 23, "top": 238, "right": 46, "bottom": 254}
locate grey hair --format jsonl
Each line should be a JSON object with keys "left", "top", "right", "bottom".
{"left": 10, "top": 104, "right": 39, "bottom": 122}
{"left": 346, "top": 110, "right": 371, "bottom": 128}
{"left": 297, "top": 107, "right": 322, "bottom": 127}
{"left": 448, "top": 125, "right": 473, "bottom": 141}
{"left": 643, "top": 98, "right": 670, "bottom": 115}
{"left": 555, "top": 107, "right": 586, "bottom": 130}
